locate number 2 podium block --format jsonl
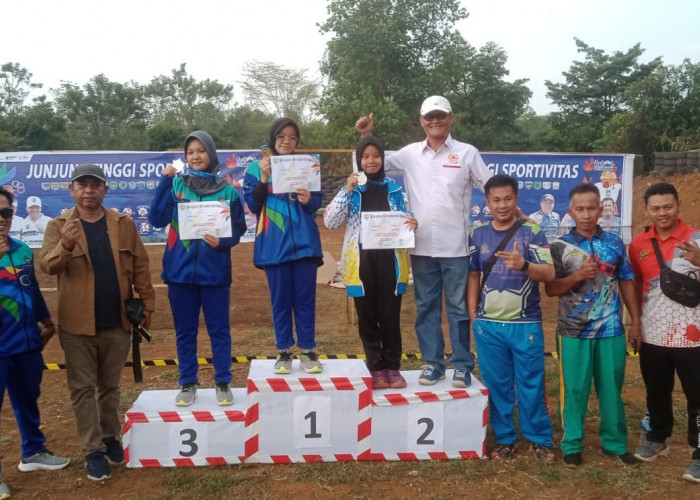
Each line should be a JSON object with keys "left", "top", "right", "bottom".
{"left": 124, "top": 388, "right": 247, "bottom": 467}
{"left": 245, "top": 359, "right": 372, "bottom": 463}
{"left": 370, "top": 370, "right": 489, "bottom": 460}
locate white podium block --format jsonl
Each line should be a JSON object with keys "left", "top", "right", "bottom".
{"left": 369, "top": 370, "right": 489, "bottom": 460}
{"left": 124, "top": 388, "right": 247, "bottom": 467}
{"left": 245, "top": 359, "right": 372, "bottom": 463}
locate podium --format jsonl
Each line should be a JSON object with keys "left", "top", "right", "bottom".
{"left": 245, "top": 359, "right": 372, "bottom": 463}
{"left": 122, "top": 362, "right": 490, "bottom": 466}
{"left": 124, "top": 388, "right": 247, "bottom": 467}
{"left": 369, "top": 370, "right": 489, "bottom": 460}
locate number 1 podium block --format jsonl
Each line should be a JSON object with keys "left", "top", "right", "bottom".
{"left": 124, "top": 388, "right": 247, "bottom": 467}
{"left": 369, "top": 370, "right": 489, "bottom": 460}
{"left": 245, "top": 359, "right": 372, "bottom": 463}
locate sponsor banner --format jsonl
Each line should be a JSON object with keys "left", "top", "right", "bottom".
{"left": 0, "top": 150, "right": 262, "bottom": 247}
{"left": 383, "top": 152, "right": 634, "bottom": 242}
{"left": 2, "top": 150, "right": 633, "bottom": 247}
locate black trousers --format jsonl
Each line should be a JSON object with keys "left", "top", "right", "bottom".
{"left": 353, "top": 249, "right": 403, "bottom": 371}
{"left": 639, "top": 342, "right": 700, "bottom": 459}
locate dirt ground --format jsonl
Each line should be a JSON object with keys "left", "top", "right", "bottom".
{"left": 2, "top": 172, "right": 700, "bottom": 499}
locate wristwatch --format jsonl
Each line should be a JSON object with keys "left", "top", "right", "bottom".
{"left": 520, "top": 260, "right": 530, "bottom": 272}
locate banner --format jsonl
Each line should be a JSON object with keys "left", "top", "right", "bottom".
{"left": 380, "top": 152, "right": 634, "bottom": 243}
{"left": 0, "top": 150, "right": 262, "bottom": 247}
{"left": 2, "top": 150, "right": 634, "bottom": 248}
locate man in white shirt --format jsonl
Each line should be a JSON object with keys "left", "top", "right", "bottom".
{"left": 357, "top": 96, "right": 492, "bottom": 388}
{"left": 25, "top": 196, "right": 52, "bottom": 234}
{"left": 9, "top": 198, "right": 32, "bottom": 241}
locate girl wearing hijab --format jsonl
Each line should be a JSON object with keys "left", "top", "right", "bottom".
{"left": 244, "top": 118, "right": 324, "bottom": 374}
{"left": 323, "top": 136, "right": 417, "bottom": 389}
{"left": 149, "top": 130, "right": 246, "bottom": 407}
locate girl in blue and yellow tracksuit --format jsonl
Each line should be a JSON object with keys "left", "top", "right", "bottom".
{"left": 243, "top": 118, "right": 323, "bottom": 367}
{"left": 323, "top": 136, "right": 413, "bottom": 388}
{"left": 149, "top": 131, "right": 246, "bottom": 403}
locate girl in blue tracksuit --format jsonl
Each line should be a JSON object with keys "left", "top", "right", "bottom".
{"left": 0, "top": 187, "right": 69, "bottom": 496}
{"left": 149, "top": 131, "right": 246, "bottom": 406}
{"left": 243, "top": 118, "right": 323, "bottom": 374}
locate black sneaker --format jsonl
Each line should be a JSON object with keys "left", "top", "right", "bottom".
{"left": 602, "top": 449, "right": 641, "bottom": 467}
{"left": 85, "top": 451, "right": 111, "bottom": 481}
{"left": 104, "top": 438, "right": 124, "bottom": 465}
{"left": 563, "top": 452, "right": 583, "bottom": 468}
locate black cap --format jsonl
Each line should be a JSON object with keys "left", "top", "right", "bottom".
{"left": 71, "top": 164, "right": 106, "bottom": 182}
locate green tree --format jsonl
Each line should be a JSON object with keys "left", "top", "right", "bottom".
{"left": 0, "top": 63, "right": 66, "bottom": 151}
{"left": 144, "top": 63, "right": 234, "bottom": 131}
{"left": 240, "top": 61, "right": 320, "bottom": 125}
{"left": 438, "top": 41, "right": 532, "bottom": 149}
{"left": 54, "top": 74, "right": 147, "bottom": 149}
{"left": 545, "top": 38, "right": 662, "bottom": 151}
{"left": 0, "top": 62, "right": 41, "bottom": 117}
{"left": 318, "top": 0, "right": 468, "bottom": 148}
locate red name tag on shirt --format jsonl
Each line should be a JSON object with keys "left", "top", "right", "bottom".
{"left": 442, "top": 164, "right": 461, "bottom": 168}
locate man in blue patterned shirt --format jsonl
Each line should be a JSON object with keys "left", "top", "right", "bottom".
{"left": 546, "top": 183, "right": 642, "bottom": 468}
{"left": 468, "top": 175, "right": 555, "bottom": 463}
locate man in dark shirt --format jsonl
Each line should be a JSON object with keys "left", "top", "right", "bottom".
{"left": 39, "top": 164, "right": 155, "bottom": 482}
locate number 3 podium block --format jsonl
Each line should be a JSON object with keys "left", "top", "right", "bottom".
{"left": 245, "top": 359, "right": 372, "bottom": 463}
{"left": 124, "top": 388, "right": 247, "bottom": 467}
{"left": 369, "top": 370, "right": 489, "bottom": 460}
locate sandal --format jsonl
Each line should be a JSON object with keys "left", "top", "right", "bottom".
{"left": 533, "top": 443, "right": 555, "bottom": 463}
{"left": 490, "top": 444, "right": 515, "bottom": 460}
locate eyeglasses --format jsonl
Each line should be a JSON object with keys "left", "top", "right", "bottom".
{"left": 0, "top": 207, "right": 13, "bottom": 219}
{"left": 275, "top": 134, "right": 299, "bottom": 145}
{"left": 422, "top": 112, "right": 449, "bottom": 122}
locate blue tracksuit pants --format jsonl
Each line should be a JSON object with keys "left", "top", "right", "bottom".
{"left": 168, "top": 283, "right": 233, "bottom": 386}
{"left": 0, "top": 350, "right": 47, "bottom": 474}
{"left": 474, "top": 319, "right": 553, "bottom": 447}
{"left": 264, "top": 260, "right": 318, "bottom": 351}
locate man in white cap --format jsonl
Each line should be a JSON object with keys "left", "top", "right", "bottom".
{"left": 9, "top": 197, "right": 32, "bottom": 241}
{"left": 25, "top": 196, "right": 52, "bottom": 234}
{"left": 356, "top": 96, "right": 492, "bottom": 388}
{"left": 528, "top": 193, "right": 560, "bottom": 239}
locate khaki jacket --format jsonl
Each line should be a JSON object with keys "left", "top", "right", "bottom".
{"left": 39, "top": 206, "right": 155, "bottom": 336}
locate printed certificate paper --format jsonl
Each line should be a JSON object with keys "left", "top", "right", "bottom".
{"left": 271, "top": 155, "right": 321, "bottom": 194}
{"left": 177, "top": 200, "right": 232, "bottom": 240}
{"left": 360, "top": 211, "right": 415, "bottom": 249}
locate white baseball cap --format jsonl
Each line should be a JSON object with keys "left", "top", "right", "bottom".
{"left": 26, "top": 195, "right": 42, "bottom": 208}
{"left": 420, "top": 95, "right": 452, "bottom": 116}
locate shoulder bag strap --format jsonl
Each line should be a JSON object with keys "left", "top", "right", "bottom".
{"left": 480, "top": 219, "right": 525, "bottom": 290}
{"left": 650, "top": 238, "right": 666, "bottom": 269}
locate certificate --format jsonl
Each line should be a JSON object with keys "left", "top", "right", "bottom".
{"left": 360, "top": 211, "right": 415, "bottom": 249}
{"left": 271, "top": 155, "right": 321, "bottom": 194}
{"left": 177, "top": 200, "right": 232, "bottom": 240}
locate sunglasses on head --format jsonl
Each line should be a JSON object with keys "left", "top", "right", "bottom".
{"left": 0, "top": 207, "right": 13, "bottom": 219}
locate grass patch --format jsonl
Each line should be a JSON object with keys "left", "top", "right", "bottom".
{"left": 161, "top": 468, "right": 247, "bottom": 497}
{"left": 152, "top": 368, "right": 180, "bottom": 381}
{"left": 120, "top": 387, "right": 142, "bottom": 412}
{"left": 246, "top": 328, "right": 274, "bottom": 341}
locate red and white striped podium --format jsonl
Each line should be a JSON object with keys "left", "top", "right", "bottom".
{"left": 124, "top": 388, "right": 247, "bottom": 467}
{"left": 369, "top": 370, "right": 489, "bottom": 461}
{"left": 245, "top": 359, "right": 372, "bottom": 463}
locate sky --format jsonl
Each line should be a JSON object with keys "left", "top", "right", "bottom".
{"left": 3, "top": 0, "right": 700, "bottom": 115}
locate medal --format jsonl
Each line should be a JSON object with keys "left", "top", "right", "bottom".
{"left": 357, "top": 172, "right": 367, "bottom": 185}
{"left": 172, "top": 159, "right": 185, "bottom": 174}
